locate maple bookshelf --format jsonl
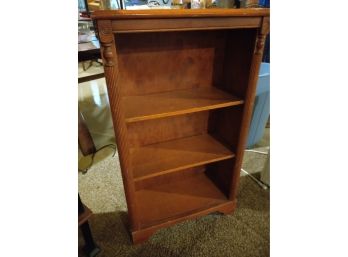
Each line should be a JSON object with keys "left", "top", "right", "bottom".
{"left": 93, "top": 8, "right": 269, "bottom": 244}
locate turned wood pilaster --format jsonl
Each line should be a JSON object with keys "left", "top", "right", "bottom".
{"left": 97, "top": 20, "right": 140, "bottom": 231}
{"left": 229, "top": 17, "right": 270, "bottom": 201}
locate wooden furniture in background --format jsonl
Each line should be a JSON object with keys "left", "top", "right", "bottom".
{"left": 78, "top": 195, "right": 100, "bottom": 257}
{"left": 92, "top": 9, "right": 269, "bottom": 244}
{"left": 78, "top": 34, "right": 105, "bottom": 84}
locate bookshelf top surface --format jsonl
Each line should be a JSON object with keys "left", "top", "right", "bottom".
{"left": 91, "top": 8, "right": 270, "bottom": 20}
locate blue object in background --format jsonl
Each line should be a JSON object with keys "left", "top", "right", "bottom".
{"left": 246, "top": 62, "right": 270, "bottom": 148}
{"left": 259, "top": 0, "right": 270, "bottom": 7}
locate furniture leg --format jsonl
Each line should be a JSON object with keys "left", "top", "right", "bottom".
{"left": 79, "top": 195, "right": 100, "bottom": 257}
{"left": 80, "top": 222, "right": 100, "bottom": 257}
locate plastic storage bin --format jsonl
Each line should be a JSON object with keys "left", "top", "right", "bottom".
{"left": 246, "top": 62, "right": 270, "bottom": 148}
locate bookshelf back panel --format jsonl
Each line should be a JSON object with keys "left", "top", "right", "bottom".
{"left": 115, "top": 30, "right": 227, "bottom": 96}
{"left": 130, "top": 134, "right": 234, "bottom": 182}
{"left": 126, "top": 106, "right": 244, "bottom": 151}
{"left": 115, "top": 29, "right": 257, "bottom": 100}
{"left": 127, "top": 112, "right": 209, "bottom": 148}
{"left": 134, "top": 166, "right": 205, "bottom": 191}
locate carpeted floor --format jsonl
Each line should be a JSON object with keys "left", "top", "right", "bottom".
{"left": 78, "top": 149, "right": 269, "bottom": 257}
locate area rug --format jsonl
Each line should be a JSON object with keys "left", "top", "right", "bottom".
{"left": 78, "top": 151, "right": 269, "bottom": 257}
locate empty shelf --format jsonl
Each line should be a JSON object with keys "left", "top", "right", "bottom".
{"left": 136, "top": 171, "right": 228, "bottom": 228}
{"left": 131, "top": 134, "right": 235, "bottom": 181}
{"left": 123, "top": 87, "right": 244, "bottom": 123}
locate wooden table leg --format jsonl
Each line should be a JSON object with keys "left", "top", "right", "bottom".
{"left": 79, "top": 195, "right": 100, "bottom": 257}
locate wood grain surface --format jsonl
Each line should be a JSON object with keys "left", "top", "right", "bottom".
{"left": 93, "top": 9, "right": 270, "bottom": 244}
{"left": 135, "top": 171, "right": 229, "bottom": 228}
{"left": 131, "top": 134, "right": 235, "bottom": 181}
{"left": 92, "top": 9, "right": 270, "bottom": 19}
{"left": 123, "top": 87, "right": 244, "bottom": 123}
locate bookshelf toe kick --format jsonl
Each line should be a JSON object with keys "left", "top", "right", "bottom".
{"left": 131, "top": 200, "right": 237, "bottom": 244}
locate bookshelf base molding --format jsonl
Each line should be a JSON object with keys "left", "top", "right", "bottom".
{"left": 131, "top": 200, "right": 237, "bottom": 244}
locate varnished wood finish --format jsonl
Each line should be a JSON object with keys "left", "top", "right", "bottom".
{"left": 123, "top": 88, "right": 243, "bottom": 123}
{"left": 218, "top": 29, "right": 257, "bottom": 98}
{"left": 134, "top": 166, "right": 204, "bottom": 191}
{"left": 92, "top": 9, "right": 268, "bottom": 33}
{"left": 131, "top": 134, "right": 235, "bottom": 181}
{"left": 132, "top": 198, "right": 236, "bottom": 244}
{"left": 93, "top": 9, "right": 269, "bottom": 244}
{"left": 135, "top": 171, "right": 229, "bottom": 228}
{"left": 229, "top": 16, "right": 270, "bottom": 201}
{"left": 209, "top": 106, "right": 245, "bottom": 152}
{"left": 206, "top": 158, "right": 235, "bottom": 197}
{"left": 97, "top": 20, "right": 140, "bottom": 230}
{"left": 111, "top": 17, "right": 261, "bottom": 33}
{"left": 92, "top": 9, "right": 270, "bottom": 19}
{"left": 115, "top": 30, "right": 229, "bottom": 96}
{"left": 127, "top": 112, "right": 209, "bottom": 148}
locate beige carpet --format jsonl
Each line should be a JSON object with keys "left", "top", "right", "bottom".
{"left": 78, "top": 150, "right": 269, "bottom": 257}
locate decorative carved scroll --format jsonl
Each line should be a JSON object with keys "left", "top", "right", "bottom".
{"left": 102, "top": 43, "right": 114, "bottom": 66}
{"left": 97, "top": 20, "right": 115, "bottom": 67}
{"left": 254, "top": 17, "right": 269, "bottom": 55}
{"left": 254, "top": 34, "right": 267, "bottom": 55}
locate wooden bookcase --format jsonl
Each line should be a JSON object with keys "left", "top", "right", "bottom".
{"left": 92, "top": 9, "right": 270, "bottom": 244}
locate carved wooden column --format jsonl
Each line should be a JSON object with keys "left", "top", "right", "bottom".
{"left": 97, "top": 20, "right": 140, "bottom": 231}
{"left": 229, "top": 17, "right": 270, "bottom": 201}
